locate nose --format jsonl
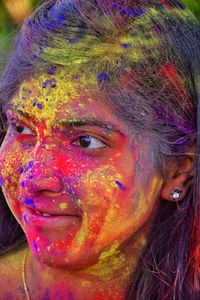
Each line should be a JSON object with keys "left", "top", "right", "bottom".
{"left": 19, "top": 162, "right": 64, "bottom": 194}
{"left": 28, "top": 175, "right": 63, "bottom": 194}
{"left": 19, "top": 141, "right": 64, "bottom": 195}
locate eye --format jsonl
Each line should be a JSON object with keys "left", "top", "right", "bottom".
{"left": 12, "top": 123, "right": 35, "bottom": 135}
{"left": 72, "top": 136, "right": 106, "bottom": 149}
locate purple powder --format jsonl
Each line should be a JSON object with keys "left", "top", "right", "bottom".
{"left": 24, "top": 198, "right": 36, "bottom": 209}
{"left": 116, "top": 180, "right": 127, "bottom": 191}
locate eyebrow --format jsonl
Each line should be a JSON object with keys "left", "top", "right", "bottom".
{"left": 59, "top": 119, "right": 121, "bottom": 133}
{"left": 8, "top": 108, "right": 122, "bottom": 134}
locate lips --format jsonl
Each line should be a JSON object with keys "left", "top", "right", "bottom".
{"left": 20, "top": 193, "right": 82, "bottom": 217}
{"left": 22, "top": 206, "right": 82, "bottom": 229}
{"left": 30, "top": 208, "right": 80, "bottom": 218}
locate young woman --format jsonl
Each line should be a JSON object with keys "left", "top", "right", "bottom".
{"left": 0, "top": 0, "right": 199, "bottom": 299}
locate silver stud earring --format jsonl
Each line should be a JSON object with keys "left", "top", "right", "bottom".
{"left": 170, "top": 188, "right": 182, "bottom": 200}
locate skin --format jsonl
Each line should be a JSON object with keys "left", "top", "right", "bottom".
{"left": 0, "top": 70, "right": 164, "bottom": 299}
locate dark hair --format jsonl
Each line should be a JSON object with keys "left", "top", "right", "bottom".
{"left": 0, "top": 1, "right": 200, "bottom": 299}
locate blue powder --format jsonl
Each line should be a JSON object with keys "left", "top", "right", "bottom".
{"left": 42, "top": 80, "right": 49, "bottom": 89}
{"left": 21, "top": 181, "right": 25, "bottom": 188}
{"left": 49, "top": 78, "right": 57, "bottom": 88}
{"left": 121, "top": 43, "right": 132, "bottom": 48}
{"left": 33, "top": 240, "right": 38, "bottom": 252}
{"left": 115, "top": 180, "right": 127, "bottom": 191}
{"left": 47, "top": 66, "right": 56, "bottom": 75}
{"left": 121, "top": 8, "right": 145, "bottom": 17}
{"left": 56, "top": 13, "right": 65, "bottom": 23}
{"left": 42, "top": 78, "right": 57, "bottom": 89}
{"left": 0, "top": 177, "right": 4, "bottom": 186}
{"left": 98, "top": 73, "right": 110, "bottom": 81}
{"left": 37, "top": 103, "right": 43, "bottom": 109}
{"left": 23, "top": 213, "right": 28, "bottom": 223}
{"left": 19, "top": 168, "right": 24, "bottom": 174}
{"left": 28, "top": 160, "right": 34, "bottom": 168}
{"left": 24, "top": 198, "right": 36, "bottom": 209}
{"left": 22, "top": 160, "right": 34, "bottom": 173}
{"left": 39, "top": 46, "right": 44, "bottom": 55}
{"left": 32, "top": 55, "right": 38, "bottom": 61}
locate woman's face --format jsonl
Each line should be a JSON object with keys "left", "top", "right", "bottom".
{"left": 0, "top": 71, "right": 163, "bottom": 269}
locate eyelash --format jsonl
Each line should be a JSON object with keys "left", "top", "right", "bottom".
{"left": 9, "top": 121, "right": 108, "bottom": 150}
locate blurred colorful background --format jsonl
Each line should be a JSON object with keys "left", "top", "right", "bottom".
{"left": 0, "top": 0, "right": 200, "bottom": 72}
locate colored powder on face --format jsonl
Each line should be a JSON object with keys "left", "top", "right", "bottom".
{"left": 120, "top": 43, "right": 132, "bottom": 48}
{"left": 59, "top": 203, "right": 67, "bottom": 210}
{"left": 115, "top": 180, "right": 127, "bottom": 191}
{"left": 37, "top": 103, "right": 43, "bottom": 109}
{"left": 42, "top": 80, "right": 49, "bottom": 89}
{"left": 47, "top": 66, "right": 56, "bottom": 75}
{"left": 22, "top": 160, "right": 34, "bottom": 174}
{"left": 56, "top": 157, "right": 71, "bottom": 174}
{"left": 84, "top": 243, "right": 126, "bottom": 278}
{"left": 42, "top": 78, "right": 57, "bottom": 89}
{"left": 21, "top": 181, "right": 25, "bottom": 188}
{"left": 49, "top": 78, "right": 57, "bottom": 88}
{"left": 23, "top": 213, "right": 28, "bottom": 223}
{"left": 0, "top": 177, "right": 4, "bottom": 186}
{"left": 44, "top": 288, "right": 50, "bottom": 300}
{"left": 24, "top": 198, "right": 36, "bottom": 209}
{"left": 33, "top": 240, "right": 38, "bottom": 252}
{"left": 19, "top": 168, "right": 24, "bottom": 174}
{"left": 28, "top": 160, "right": 34, "bottom": 168}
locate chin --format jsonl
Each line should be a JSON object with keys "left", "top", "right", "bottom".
{"left": 30, "top": 245, "right": 100, "bottom": 271}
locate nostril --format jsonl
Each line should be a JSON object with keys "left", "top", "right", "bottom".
{"left": 32, "top": 177, "right": 63, "bottom": 193}
{"left": 22, "top": 176, "right": 64, "bottom": 194}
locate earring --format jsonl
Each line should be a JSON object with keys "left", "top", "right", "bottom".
{"left": 170, "top": 188, "right": 182, "bottom": 200}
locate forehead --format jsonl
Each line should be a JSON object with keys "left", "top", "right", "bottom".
{"left": 8, "top": 70, "right": 130, "bottom": 134}
{"left": 11, "top": 70, "right": 95, "bottom": 117}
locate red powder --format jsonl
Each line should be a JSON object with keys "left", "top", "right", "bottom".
{"left": 194, "top": 243, "right": 200, "bottom": 270}
{"left": 161, "top": 0, "right": 172, "bottom": 9}
{"left": 160, "top": 62, "right": 187, "bottom": 97}
{"left": 55, "top": 238, "right": 73, "bottom": 251}
{"left": 53, "top": 152, "right": 75, "bottom": 176}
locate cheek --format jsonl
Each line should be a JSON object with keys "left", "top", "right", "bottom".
{"left": 0, "top": 136, "right": 29, "bottom": 215}
{"left": 74, "top": 163, "right": 132, "bottom": 247}
{"left": 75, "top": 149, "right": 162, "bottom": 249}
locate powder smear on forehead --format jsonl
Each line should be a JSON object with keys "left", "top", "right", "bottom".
{"left": 12, "top": 70, "right": 98, "bottom": 131}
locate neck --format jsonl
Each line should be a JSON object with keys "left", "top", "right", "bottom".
{"left": 26, "top": 223, "right": 151, "bottom": 300}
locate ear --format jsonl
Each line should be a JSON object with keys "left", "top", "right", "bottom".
{"left": 161, "top": 144, "right": 195, "bottom": 202}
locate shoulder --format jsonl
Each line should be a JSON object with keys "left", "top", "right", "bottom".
{"left": 0, "top": 244, "right": 28, "bottom": 299}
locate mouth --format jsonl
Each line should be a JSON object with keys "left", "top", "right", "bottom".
{"left": 23, "top": 206, "right": 81, "bottom": 229}
{"left": 32, "top": 209, "right": 77, "bottom": 218}
{"left": 34, "top": 210, "right": 54, "bottom": 217}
